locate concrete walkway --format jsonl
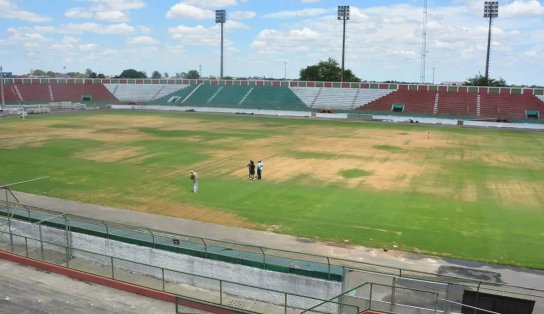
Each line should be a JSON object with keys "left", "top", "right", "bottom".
{"left": 11, "top": 191, "right": 544, "bottom": 290}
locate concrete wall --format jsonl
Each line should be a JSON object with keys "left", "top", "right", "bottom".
{"left": 111, "top": 105, "right": 312, "bottom": 118}
{"left": 3, "top": 218, "right": 341, "bottom": 308}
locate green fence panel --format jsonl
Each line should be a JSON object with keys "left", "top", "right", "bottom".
{"left": 428, "top": 85, "right": 438, "bottom": 92}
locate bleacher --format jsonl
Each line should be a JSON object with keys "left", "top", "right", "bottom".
{"left": 180, "top": 85, "right": 307, "bottom": 110}
{"left": 243, "top": 86, "right": 307, "bottom": 110}
{"left": 10, "top": 83, "right": 50, "bottom": 103}
{"left": 290, "top": 87, "right": 393, "bottom": 110}
{"left": 436, "top": 87, "right": 478, "bottom": 117}
{"left": 479, "top": 90, "right": 544, "bottom": 119}
{"left": 359, "top": 87, "right": 437, "bottom": 114}
{"left": 152, "top": 84, "right": 199, "bottom": 104}
{"left": 105, "top": 84, "right": 188, "bottom": 102}
{"left": 50, "top": 81, "right": 116, "bottom": 102}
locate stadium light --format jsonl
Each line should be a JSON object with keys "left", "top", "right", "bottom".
{"left": 215, "top": 10, "right": 226, "bottom": 79}
{"left": 483, "top": 1, "right": 499, "bottom": 85}
{"left": 0, "top": 65, "right": 4, "bottom": 107}
{"left": 337, "top": 6, "right": 350, "bottom": 82}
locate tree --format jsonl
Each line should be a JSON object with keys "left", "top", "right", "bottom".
{"left": 186, "top": 70, "right": 200, "bottom": 79}
{"left": 464, "top": 74, "right": 507, "bottom": 87}
{"left": 299, "top": 58, "right": 360, "bottom": 82}
{"left": 32, "top": 69, "right": 46, "bottom": 77}
{"left": 119, "top": 69, "right": 147, "bottom": 78}
{"left": 46, "top": 71, "right": 56, "bottom": 78}
{"left": 97, "top": 73, "right": 106, "bottom": 79}
{"left": 163, "top": 72, "right": 169, "bottom": 78}
{"left": 89, "top": 72, "right": 97, "bottom": 79}
{"left": 151, "top": 70, "right": 162, "bottom": 79}
{"left": 85, "top": 68, "right": 93, "bottom": 77}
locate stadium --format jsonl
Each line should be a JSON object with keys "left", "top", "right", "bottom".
{"left": 1, "top": 1, "right": 544, "bottom": 314}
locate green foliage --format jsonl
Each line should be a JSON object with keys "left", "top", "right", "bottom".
{"left": 299, "top": 58, "right": 360, "bottom": 82}
{"left": 464, "top": 74, "right": 507, "bottom": 87}
{"left": 186, "top": 70, "right": 200, "bottom": 79}
{"left": 119, "top": 68, "right": 147, "bottom": 78}
{"left": 151, "top": 70, "right": 162, "bottom": 79}
{"left": 32, "top": 69, "right": 46, "bottom": 76}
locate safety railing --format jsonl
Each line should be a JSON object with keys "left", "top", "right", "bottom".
{"left": 0, "top": 228, "right": 358, "bottom": 314}
{"left": 2, "top": 190, "right": 544, "bottom": 309}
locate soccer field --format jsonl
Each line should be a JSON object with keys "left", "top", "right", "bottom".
{"left": 1, "top": 111, "right": 543, "bottom": 268}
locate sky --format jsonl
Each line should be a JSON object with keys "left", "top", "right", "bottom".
{"left": 0, "top": 0, "right": 543, "bottom": 85}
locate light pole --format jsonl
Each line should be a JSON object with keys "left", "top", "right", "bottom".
{"left": 420, "top": 0, "right": 428, "bottom": 83}
{"left": 483, "top": 1, "right": 499, "bottom": 85}
{"left": 0, "top": 65, "right": 4, "bottom": 107}
{"left": 215, "top": 10, "right": 226, "bottom": 79}
{"left": 337, "top": 6, "right": 350, "bottom": 82}
{"left": 284, "top": 62, "right": 287, "bottom": 80}
{"left": 432, "top": 67, "right": 435, "bottom": 84}
{"left": 199, "top": 65, "right": 202, "bottom": 78}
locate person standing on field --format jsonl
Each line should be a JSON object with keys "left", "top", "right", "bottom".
{"left": 247, "top": 160, "right": 255, "bottom": 180}
{"left": 190, "top": 170, "right": 199, "bottom": 193}
{"left": 257, "top": 160, "right": 263, "bottom": 180}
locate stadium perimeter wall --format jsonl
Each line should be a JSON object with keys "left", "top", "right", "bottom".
{"left": 6, "top": 218, "right": 342, "bottom": 303}
{"left": 111, "top": 105, "right": 544, "bottom": 130}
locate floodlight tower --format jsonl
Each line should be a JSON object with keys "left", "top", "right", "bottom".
{"left": 215, "top": 9, "right": 226, "bottom": 79}
{"left": 483, "top": 1, "right": 499, "bottom": 84}
{"left": 420, "top": 0, "right": 428, "bottom": 83}
{"left": 338, "top": 6, "right": 350, "bottom": 82}
{"left": 0, "top": 65, "right": 4, "bottom": 107}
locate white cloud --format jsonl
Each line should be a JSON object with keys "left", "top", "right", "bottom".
{"left": 169, "top": 24, "right": 236, "bottom": 47}
{"left": 502, "top": 0, "right": 544, "bottom": 18}
{"left": 166, "top": 3, "right": 214, "bottom": 20}
{"left": 79, "top": 43, "right": 98, "bottom": 52}
{"left": 127, "top": 36, "right": 159, "bottom": 46}
{"left": 263, "top": 8, "right": 328, "bottom": 19}
{"left": 225, "top": 20, "right": 249, "bottom": 30}
{"left": 230, "top": 10, "right": 256, "bottom": 19}
{"left": 0, "top": 0, "right": 51, "bottom": 22}
{"left": 65, "top": 0, "right": 145, "bottom": 22}
{"left": 301, "top": 0, "right": 321, "bottom": 3}
{"left": 250, "top": 27, "right": 321, "bottom": 55}
{"left": 182, "top": 0, "right": 240, "bottom": 9}
{"left": 13, "top": 23, "right": 137, "bottom": 35}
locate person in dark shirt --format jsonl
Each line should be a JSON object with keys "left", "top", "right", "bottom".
{"left": 247, "top": 160, "right": 255, "bottom": 180}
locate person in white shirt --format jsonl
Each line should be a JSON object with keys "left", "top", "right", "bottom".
{"left": 257, "top": 161, "right": 263, "bottom": 180}
{"left": 190, "top": 171, "right": 199, "bottom": 193}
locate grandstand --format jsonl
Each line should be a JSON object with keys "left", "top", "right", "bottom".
{"left": 1, "top": 78, "right": 544, "bottom": 121}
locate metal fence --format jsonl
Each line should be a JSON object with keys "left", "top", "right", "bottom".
{"left": 2, "top": 187, "right": 544, "bottom": 313}
{"left": 0, "top": 226, "right": 359, "bottom": 314}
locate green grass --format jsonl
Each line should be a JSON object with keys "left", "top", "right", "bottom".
{"left": 339, "top": 169, "right": 374, "bottom": 178}
{"left": 1, "top": 111, "right": 544, "bottom": 269}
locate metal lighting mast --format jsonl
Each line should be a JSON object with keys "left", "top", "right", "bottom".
{"left": 215, "top": 10, "right": 226, "bottom": 79}
{"left": 420, "top": 0, "right": 428, "bottom": 83}
{"left": 337, "top": 6, "right": 350, "bottom": 82}
{"left": 0, "top": 65, "right": 4, "bottom": 107}
{"left": 484, "top": 1, "right": 499, "bottom": 84}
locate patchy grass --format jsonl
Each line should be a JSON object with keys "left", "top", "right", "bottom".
{"left": 2, "top": 111, "right": 544, "bottom": 268}
{"left": 339, "top": 169, "right": 374, "bottom": 178}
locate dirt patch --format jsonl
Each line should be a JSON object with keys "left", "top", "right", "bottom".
{"left": 74, "top": 147, "right": 145, "bottom": 163}
{"left": 487, "top": 181, "right": 542, "bottom": 208}
{"left": 128, "top": 198, "right": 259, "bottom": 229}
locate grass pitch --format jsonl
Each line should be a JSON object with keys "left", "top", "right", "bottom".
{"left": 1, "top": 111, "right": 543, "bottom": 268}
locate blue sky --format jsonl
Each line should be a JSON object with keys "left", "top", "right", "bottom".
{"left": 0, "top": 0, "right": 543, "bottom": 85}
